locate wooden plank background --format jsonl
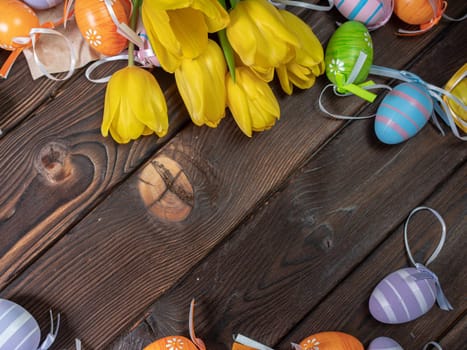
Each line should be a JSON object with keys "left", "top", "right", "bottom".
{"left": 0, "top": 2, "right": 465, "bottom": 350}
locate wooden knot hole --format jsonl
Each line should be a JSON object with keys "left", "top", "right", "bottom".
{"left": 35, "top": 141, "right": 72, "bottom": 184}
{"left": 138, "top": 156, "right": 194, "bottom": 222}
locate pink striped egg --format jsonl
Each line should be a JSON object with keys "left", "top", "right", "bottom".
{"left": 368, "top": 337, "right": 403, "bottom": 350}
{"left": 0, "top": 299, "right": 41, "bottom": 350}
{"left": 335, "top": 0, "right": 393, "bottom": 30}
{"left": 375, "top": 82, "right": 433, "bottom": 144}
{"left": 369, "top": 267, "right": 437, "bottom": 324}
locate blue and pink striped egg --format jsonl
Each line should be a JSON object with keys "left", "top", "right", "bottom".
{"left": 335, "top": 0, "right": 393, "bottom": 30}
{"left": 375, "top": 82, "right": 433, "bottom": 144}
{"left": 0, "top": 299, "right": 43, "bottom": 350}
{"left": 369, "top": 267, "right": 437, "bottom": 324}
{"left": 368, "top": 337, "right": 403, "bottom": 350}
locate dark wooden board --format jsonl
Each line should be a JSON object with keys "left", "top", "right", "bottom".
{"left": 0, "top": 2, "right": 465, "bottom": 350}
{"left": 276, "top": 161, "right": 466, "bottom": 349}
{"left": 0, "top": 64, "right": 187, "bottom": 288}
{"left": 0, "top": 52, "right": 61, "bottom": 133}
{"left": 107, "top": 14, "right": 467, "bottom": 350}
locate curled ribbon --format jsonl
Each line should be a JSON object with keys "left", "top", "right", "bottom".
{"left": 370, "top": 65, "right": 467, "bottom": 140}
{"left": 38, "top": 311, "right": 59, "bottom": 350}
{"left": 85, "top": 32, "right": 159, "bottom": 83}
{"left": 233, "top": 334, "right": 274, "bottom": 350}
{"left": 269, "top": 0, "right": 333, "bottom": 11}
{"left": 404, "top": 206, "right": 453, "bottom": 312}
{"left": 0, "top": 10, "right": 76, "bottom": 80}
{"left": 423, "top": 341, "right": 443, "bottom": 350}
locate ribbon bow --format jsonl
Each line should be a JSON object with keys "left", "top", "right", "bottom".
{"left": 412, "top": 263, "right": 453, "bottom": 311}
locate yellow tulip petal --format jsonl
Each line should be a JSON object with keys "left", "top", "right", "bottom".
{"left": 167, "top": 8, "right": 208, "bottom": 58}
{"left": 191, "top": 0, "right": 230, "bottom": 32}
{"left": 227, "top": 74, "right": 253, "bottom": 137}
{"left": 277, "top": 65, "right": 293, "bottom": 95}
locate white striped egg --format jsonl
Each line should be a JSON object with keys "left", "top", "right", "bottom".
{"left": 0, "top": 299, "right": 41, "bottom": 350}
{"left": 369, "top": 267, "right": 437, "bottom": 324}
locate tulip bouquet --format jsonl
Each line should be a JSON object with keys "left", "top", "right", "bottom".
{"left": 102, "top": 0, "right": 325, "bottom": 143}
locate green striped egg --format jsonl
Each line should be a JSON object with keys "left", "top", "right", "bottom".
{"left": 324, "top": 21, "right": 373, "bottom": 86}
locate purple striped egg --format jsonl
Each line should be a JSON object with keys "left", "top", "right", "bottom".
{"left": 369, "top": 267, "right": 437, "bottom": 324}
{"left": 368, "top": 337, "right": 403, "bottom": 350}
{"left": 375, "top": 82, "right": 433, "bottom": 144}
{"left": 335, "top": 0, "right": 393, "bottom": 30}
{"left": 0, "top": 299, "right": 41, "bottom": 350}
{"left": 23, "top": 0, "right": 63, "bottom": 10}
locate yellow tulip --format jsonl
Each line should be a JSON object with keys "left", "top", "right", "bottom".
{"left": 226, "top": 0, "right": 299, "bottom": 82}
{"left": 226, "top": 67, "right": 280, "bottom": 137}
{"left": 102, "top": 66, "right": 168, "bottom": 144}
{"left": 276, "top": 10, "right": 325, "bottom": 95}
{"left": 142, "top": 0, "right": 230, "bottom": 73}
{"left": 175, "top": 40, "right": 227, "bottom": 127}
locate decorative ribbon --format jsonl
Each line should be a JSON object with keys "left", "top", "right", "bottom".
{"left": 319, "top": 51, "right": 387, "bottom": 119}
{"left": 403, "top": 206, "right": 453, "bottom": 312}
{"left": 188, "top": 299, "right": 206, "bottom": 350}
{"left": 370, "top": 65, "right": 467, "bottom": 140}
{"left": 38, "top": 311, "right": 60, "bottom": 350}
{"left": 423, "top": 341, "right": 443, "bottom": 350}
{"left": 269, "top": 0, "right": 333, "bottom": 11}
{"left": 0, "top": 25, "right": 76, "bottom": 80}
{"left": 85, "top": 33, "right": 159, "bottom": 83}
{"left": 233, "top": 334, "right": 275, "bottom": 350}
{"left": 103, "top": 0, "right": 144, "bottom": 47}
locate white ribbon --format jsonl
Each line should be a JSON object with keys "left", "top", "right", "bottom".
{"left": 103, "top": 0, "right": 143, "bottom": 47}
{"left": 30, "top": 27, "right": 77, "bottom": 81}
{"left": 38, "top": 311, "right": 60, "bottom": 350}
{"left": 233, "top": 334, "right": 275, "bottom": 350}
{"left": 269, "top": 0, "right": 333, "bottom": 11}
{"left": 404, "top": 206, "right": 453, "bottom": 312}
{"left": 423, "top": 341, "right": 443, "bottom": 350}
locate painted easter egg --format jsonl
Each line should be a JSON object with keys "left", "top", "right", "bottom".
{"left": 298, "top": 331, "right": 364, "bottom": 350}
{"left": 144, "top": 336, "right": 199, "bottom": 350}
{"left": 368, "top": 337, "right": 403, "bottom": 350}
{"left": 324, "top": 21, "right": 373, "bottom": 87}
{"left": 335, "top": 0, "right": 393, "bottom": 30}
{"left": 369, "top": 267, "right": 437, "bottom": 324}
{"left": 0, "top": 0, "right": 39, "bottom": 50}
{"left": 0, "top": 298, "right": 42, "bottom": 350}
{"left": 75, "top": 0, "right": 131, "bottom": 56}
{"left": 375, "top": 82, "right": 433, "bottom": 144}
{"left": 443, "top": 63, "right": 467, "bottom": 133}
{"left": 394, "top": 0, "right": 442, "bottom": 25}
{"left": 22, "top": 0, "right": 63, "bottom": 10}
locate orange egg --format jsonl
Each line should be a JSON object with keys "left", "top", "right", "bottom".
{"left": 75, "top": 0, "right": 131, "bottom": 56}
{"left": 298, "top": 331, "right": 364, "bottom": 350}
{"left": 394, "top": 0, "right": 443, "bottom": 25}
{"left": 0, "top": 0, "right": 39, "bottom": 50}
{"left": 144, "top": 336, "right": 199, "bottom": 350}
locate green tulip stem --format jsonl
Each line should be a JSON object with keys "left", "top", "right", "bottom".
{"left": 128, "top": 0, "right": 142, "bottom": 67}
{"left": 218, "top": 29, "right": 236, "bottom": 82}
{"left": 230, "top": 0, "right": 239, "bottom": 8}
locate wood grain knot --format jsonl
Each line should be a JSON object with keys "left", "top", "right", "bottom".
{"left": 35, "top": 141, "right": 72, "bottom": 184}
{"left": 138, "top": 156, "right": 194, "bottom": 222}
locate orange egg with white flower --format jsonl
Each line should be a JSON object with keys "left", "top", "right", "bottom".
{"left": 144, "top": 336, "right": 200, "bottom": 350}
{"left": 0, "top": 0, "right": 39, "bottom": 50}
{"left": 296, "top": 331, "right": 364, "bottom": 350}
{"left": 75, "top": 0, "right": 131, "bottom": 56}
